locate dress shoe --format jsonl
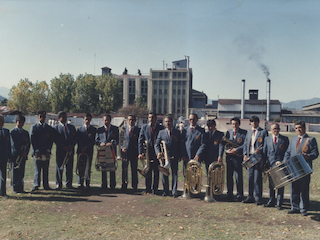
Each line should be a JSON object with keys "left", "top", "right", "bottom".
{"left": 133, "top": 187, "right": 137, "bottom": 192}
{"left": 237, "top": 196, "right": 243, "bottom": 202}
{"left": 224, "top": 195, "right": 233, "bottom": 201}
{"left": 264, "top": 202, "right": 275, "bottom": 208}
{"left": 172, "top": 193, "right": 178, "bottom": 198}
{"left": 78, "top": 185, "right": 84, "bottom": 189}
{"left": 277, "top": 206, "right": 283, "bottom": 210}
{"left": 120, "top": 187, "right": 127, "bottom": 192}
{"left": 242, "top": 197, "right": 255, "bottom": 203}
{"left": 56, "top": 185, "right": 62, "bottom": 190}
{"left": 287, "top": 209, "right": 300, "bottom": 214}
{"left": 142, "top": 190, "right": 152, "bottom": 194}
{"left": 31, "top": 186, "right": 39, "bottom": 192}
{"left": 301, "top": 212, "right": 307, "bottom": 216}
{"left": 256, "top": 201, "right": 263, "bottom": 206}
{"left": 44, "top": 187, "right": 52, "bottom": 190}
{"left": 66, "top": 185, "right": 74, "bottom": 189}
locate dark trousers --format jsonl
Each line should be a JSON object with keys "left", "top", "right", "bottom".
{"left": 33, "top": 158, "right": 50, "bottom": 188}
{"left": 161, "top": 159, "right": 178, "bottom": 195}
{"left": 101, "top": 171, "right": 116, "bottom": 189}
{"left": 290, "top": 174, "right": 310, "bottom": 213}
{"left": 77, "top": 154, "right": 93, "bottom": 187}
{"left": 0, "top": 163, "right": 6, "bottom": 196}
{"left": 146, "top": 158, "right": 159, "bottom": 192}
{"left": 121, "top": 158, "right": 138, "bottom": 190}
{"left": 247, "top": 165, "right": 262, "bottom": 202}
{"left": 56, "top": 150, "right": 74, "bottom": 188}
{"left": 226, "top": 157, "right": 243, "bottom": 198}
{"left": 12, "top": 159, "right": 26, "bottom": 192}
{"left": 268, "top": 176, "right": 284, "bottom": 207}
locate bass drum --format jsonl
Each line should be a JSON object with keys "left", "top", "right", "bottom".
{"left": 266, "top": 154, "right": 313, "bottom": 190}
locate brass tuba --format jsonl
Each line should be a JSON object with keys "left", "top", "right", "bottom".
{"left": 181, "top": 159, "right": 202, "bottom": 199}
{"left": 137, "top": 140, "right": 150, "bottom": 177}
{"left": 158, "top": 140, "right": 171, "bottom": 176}
{"left": 222, "top": 136, "right": 242, "bottom": 157}
{"left": 204, "top": 162, "right": 225, "bottom": 202}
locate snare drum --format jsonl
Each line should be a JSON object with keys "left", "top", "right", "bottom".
{"left": 95, "top": 146, "right": 116, "bottom": 171}
{"left": 266, "top": 154, "right": 313, "bottom": 189}
{"left": 242, "top": 153, "right": 263, "bottom": 170}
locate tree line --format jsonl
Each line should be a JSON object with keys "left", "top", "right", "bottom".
{"left": 7, "top": 73, "right": 124, "bottom": 115}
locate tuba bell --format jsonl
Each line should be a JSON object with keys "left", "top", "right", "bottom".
{"left": 137, "top": 140, "right": 150, "bottom": 177}
{"left": 204, "top": 161, "right": 225, "bottom": 202}
{"left": 158, "top": 140, "right": 171, "bottom": 176}
{"left": 181, "top": 159, "right": 202, "bottom": 199}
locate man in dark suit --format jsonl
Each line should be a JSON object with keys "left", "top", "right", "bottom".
{"left": 10, "top": 115, "right": 30, "bottom": 193}
{"left": 76, "top": 113, "right": 96, "bottom": 189}
{"left": 181, "top": 113, "right": 206, "bottom": 166}
{"left": 284, "top": 120, "right": 319, "bottom": 216}
{"left": 0, "top": 114, "right": 11, "bottom": 196}
{"left": 54, "top": 111, "right": 77, "bottom": 189}
{"left": 120, "top": 114, "right": 140, "bottom": 192}
{"left": 138, "top": 111, "right": 164, "bottom": 194}
{"left": 30, "top": 110, "right": 54, "bottom": 192}
{"left": 263, "top": 123, "right": 289, "bottom": 210}
{"left": 225, "top": 117, "right": 247, "bottom": 201}
{"left": 204, "top": 119, "right": 224, "bottom": 172}
{"left": 155, "top": 116, "right": 180, "bottom": 197}
{"left": 242, "top": 116, "right": 268, "bottom": 205}
{"left": 95, "top": 114, "right": 119, "bottom": 190}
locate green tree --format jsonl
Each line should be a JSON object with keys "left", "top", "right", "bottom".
{"left": 29, "top": 81, "right": 51, "bottom": 114}
{"left": 72, "top": 73, "right": 99, "bottom": 113}
{"left": 95, "top": 74, "right": 122, "bottom": 114}
{"left": 0, "top": 98, "right": 7, "bottom": 106}
{"left": 49, "top": 73, "right": 75, "bottom": 113}
{"left": 7, "top": 78, "right": 33, "bottom": 114}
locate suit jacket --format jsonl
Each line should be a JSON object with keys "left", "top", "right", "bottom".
{"left": 125, "top": 125, "right": 140, "bottom": 160}
{"left": 0, "top": 128, "right": 11, "bottom": 163}
{"left": 181, "top": 125, "right": 206, "bottom": 160}
{"left": 95, "top": 125, "right": 119, "bottom": 156}
{"left": 76, "top": 125, "right": 96, "bottom": 155}
{"left": 53, "top": 123, "right": 77, "bottom": 151}
{"left": 138, "top": 123, "right": 164, "bottom": 160}
{"left": 10, "top": 127, "right": 30, "bottom": 160}
{"left": 30, "top": 123, "right": 54, "bottom": 156}
{"left": 155, "top": 127, "right": 180, "bottom": 160}
{"left": 263, "top": 134, "right": 289, "bottom": 168}
{"left": 204, "top": 130, "right": 224, "bottom": 163}
{"left": 243, "top": 127, "right": 268, "bottom": 156}
{"left": 227, "top": 128, "right": 247, "bottom": 158}
{"left": 284, "top": 134, "right": 319, "bottom": 169}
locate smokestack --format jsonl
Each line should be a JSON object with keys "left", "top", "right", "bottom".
{"left": 241, "top": 79, "right": 245, "bottom": 119}
{"left": 266, "top": 79, "right": 271, "bottom": 121}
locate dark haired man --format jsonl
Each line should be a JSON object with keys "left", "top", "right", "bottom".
{"left": 225, "top": 117, "right": 247, "bottom": 201}
{"left": 0, "top": 114, "right": 11, "bottom": 196}
{"left": 30, "top": 111, "right": 54, "bottom": 192}
{"left": 76, "top": 113, "right": 96, "bottom": 189}
{"left": 54, "top": 111, "right": 77, "bottom": 189}
{"left": 284, "top": 120, "right": 318, "bottom": 216}
{"left": 10, "top": 115, "right": 30, "bottom": 193}
{"left": 242, "top": 116, "right": 268, "bottom": 205}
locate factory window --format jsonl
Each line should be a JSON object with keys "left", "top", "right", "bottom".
{"left": 182, "top": 81, "right": 186, "bottom": 85}
{"left": 178, "top": 72, "right": 182, "bottom": 79}
{"left": 164, "top": 72, "right": 169, "bottom": 79}
{"left": 173, "top": 89, "right": 176, "bottom": 94}
{"left": 164, "top": 89, "right": 167, "bottom": 95}
{"left": 154, "top": 89, "right": 157, "bottom": 94}
{"left": 152, "top": 72, "right": 159, "bottom": 79}
{"left": 178, "top": 89, "right": 181, "bottom": 95}
{"left": 159, "top": 89, "right": 162, "bottom": 95}
{"left": 182, "top": 72, "right": 187, "bottom": 79}
{"left": 182, "top": 89, "right": 185, "bottom": 95}
{"left": 159, "top": 81, "right": 162, "bottom": 85}
{"left": 173, "top": 81, "right": 177, "bottom": 85}
{"left": 172, "top": 72, "right": 177, "bottom": 79}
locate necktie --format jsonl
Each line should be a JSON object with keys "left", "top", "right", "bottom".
{"left": 105, "top": 126, "right": 108, "bottom": 140}
{"left": 210, "top": 133, "right": 213, "bottom": 140}
{"left": 129, "top": 127, "right": 132, "bottom": 137}
{"left": 253, "top": 129, "right": 256, "bottom": 136}
{"left": 85, "top": 125, "right": 88, "bottom": 133}
{"left": 233, "top": 130, "right": 236, "bottom": 136}
{"left": 64, "top": 125, "right": 69, "bottom": 139}
{"left": 274, "top": 136, "right": 277, "bottom": 144}
{"left": 296, "top": 137, "right": 301, "bottom": 149}
{"left": 191, "top": 127, "right": 193, "bottom": 133}
{"left": 168, "top": 129, "right": 171, "bottom": 139}
{"left": 151, "top": 126, "right": 155, "bottom": 146}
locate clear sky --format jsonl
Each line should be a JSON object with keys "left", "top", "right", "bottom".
{"left": 1, "top": 0, "right": 319, "bottom": 103}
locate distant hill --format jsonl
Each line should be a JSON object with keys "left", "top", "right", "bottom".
{"left": 0, "top": 87, "right": 9, "bottom": 99}
{"left": 281, "top": 98, "right": 320, "bottom": 110}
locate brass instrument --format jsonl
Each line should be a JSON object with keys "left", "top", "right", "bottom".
{"left": 158, "top": 140, "right": 171, "bottom": 176}
{"left": 117, "top": 120, "right": 128, "bottom": 185}
{"left": 60, "top": 151, "right": 73, "bottom": 171}
{"left": 137, "top": 140, "right": 150, "bottom": 177}
{"left": 181, "top": 159, "right": 202, "bottom": 199}
{"left": 76, "top": 152, "right": 90, "bottom": 180}
{"left": 204, "top": 162, "right": 225, "bottom": 202}
{"left": 222, "top": 136, "right": 242, "bottom": 158}
{"left": 95, "top": 140, "right": 116, "bottom": 171}
{"left": 14, "top": 145, "right": 28, "bottom": 170}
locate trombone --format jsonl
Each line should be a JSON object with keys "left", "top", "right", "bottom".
{"left": 60, "top": 150, "right": 73, "bottom": 171}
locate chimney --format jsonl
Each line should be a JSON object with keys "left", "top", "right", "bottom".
{"left": 267, "top": 79, "right": 271, "bottom": 121}
{"left": 241, "top": 79, "right": 245, "bottom": 119}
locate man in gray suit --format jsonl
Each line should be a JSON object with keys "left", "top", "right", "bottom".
{"left": 0, "top": 114, "right": 11, "bottom": 197}
{"left": 284, "top": 120, "right": 319, "bottom": 216}
{"left": 263, "top": 123, "right": 289, "bottom": 210}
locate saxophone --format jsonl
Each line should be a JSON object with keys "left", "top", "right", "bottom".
{"left": 137, "top": 140, "right": 150, "bottom": 177}
{"left": 181, "top": 159, "right": 202, "bottom": 199}
{"left": 158, "top": 140, "right": 171, "bottom": 176}
{"left": 204, "top": 162, "right": 225, "bottom": 202}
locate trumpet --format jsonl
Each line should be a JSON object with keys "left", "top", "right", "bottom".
{"left": 14, "top": 144, "right": 28, "bottom": 169}
{"left": 158, "top": 140, "right": 171, "bottom": 176}
{"left": 204, "top": 162, "right": 225, "bottom": 202}
{"left": 137, "top": 140, "right": 150, "bottom": 177}
{"left": 75, "top": 152, "right": 90, "bottom": 179}
{"left": 222, "top": 136, "right": 242, "bottom": 157}
{"left": 60, "top": 150, "right": 73, "bottom": 171}
{"left": 181, "top": 159, "right": 202, "bottom": 199}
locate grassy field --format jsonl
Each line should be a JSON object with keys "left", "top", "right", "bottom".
{"left": 1, "top": 123, "right": 320, "bottom": 239}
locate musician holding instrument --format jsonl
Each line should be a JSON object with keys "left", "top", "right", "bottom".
{"left": 76, "top": 113, "right": 96, "bottom": 189}
{"left": 121, "top": 114, "right": 140, "bottom": 192}
{"left": 284, "top": 120, "right": 319, "bottom": 216}
{"left": 54, "top": 111, "right": 77, "bottom": 189}
{"left": 224, "top": 117, "right": 247, "bottom": 202}
{"left": 242, "top": 116, "right": 268, "bottom": 205}
{"left": 30, "top": 111, "right": 54, "bottom": 192}
{"left": 262, "top": 123, "right": 289, "bottom": 210}
{"left": 155, "top": 116, "right": 181, "bottom": 197}
{"left": 95, "top": 114, "right": 119, "bottom": 191}
{"left": 0, "top": 114, "right": 11, "bottom": 197}
{"left": 10, "top": 115, "right": 30, "bottom": 193}
{"left": 138, "top": 111, "right": 164, "bottom": 194}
